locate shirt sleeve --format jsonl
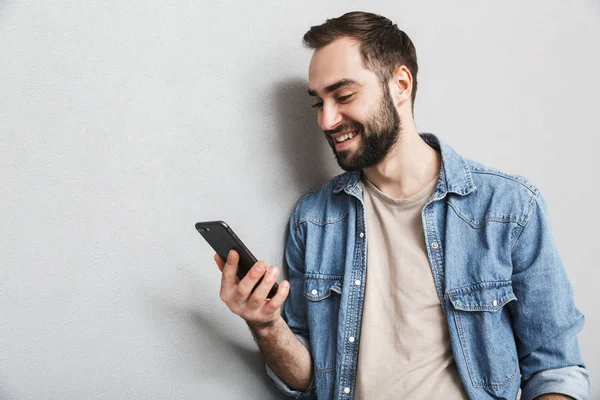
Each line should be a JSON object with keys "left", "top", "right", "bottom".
{"left": 264, "top": 210, "right": 317, "bottom": 399}
{"left": 509, "top": 191, "right": 590, "bottom": 400}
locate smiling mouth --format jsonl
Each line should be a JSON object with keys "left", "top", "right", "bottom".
{"left": 335, "top": 131, "right": 358, "bottom": 143}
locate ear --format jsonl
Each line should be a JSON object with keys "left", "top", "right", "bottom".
{"left": 389, "top": 65, "right": 413, "bottom": 108}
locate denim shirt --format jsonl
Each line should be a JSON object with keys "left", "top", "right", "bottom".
{"left": 266, "top": 133, "right": 590, "bottom": 400}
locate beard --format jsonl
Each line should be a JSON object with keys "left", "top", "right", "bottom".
{"left": 325, "top": 85, "right": 402, "bottom": 172}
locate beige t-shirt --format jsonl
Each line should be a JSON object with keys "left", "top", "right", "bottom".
{"left": 355, "top": 174, "right": 467, "bottom": 400}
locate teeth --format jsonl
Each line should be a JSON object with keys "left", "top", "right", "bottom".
{"left": 336, "top": 131, "right": 357, "bottom": 143}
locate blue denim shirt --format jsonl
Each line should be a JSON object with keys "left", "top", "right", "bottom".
{"left": 266, "top": 133, "right": 590, "bottom": 400}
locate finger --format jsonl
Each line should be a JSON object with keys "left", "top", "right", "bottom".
{"left": 221, "top": 250, "right": 239, "bottom": 293}
{"left": 260, "top": 280, "right": 290, "bottom": 315}
{"left": 248, "top": 265, "right": 280, "bottom": 306}
{"left": 214, "top": 253, "right": 225, "bottom": 272}
{"left": 235, "top": 260, "right": 268, "bottom": 299}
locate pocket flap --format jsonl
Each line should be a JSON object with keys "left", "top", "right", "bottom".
{"left": 448, "top": 281, "right": 517, "bottom": 312}
{"left": 304, "top": 277, "right": 343, "bottom": 301}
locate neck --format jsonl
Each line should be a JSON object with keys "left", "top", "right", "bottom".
{"left": 362, "top": 119, "right": 441, "bottom": 199}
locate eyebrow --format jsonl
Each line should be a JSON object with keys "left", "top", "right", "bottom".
{"left": 307, "top": 79, "right": 362, "bottom": 97}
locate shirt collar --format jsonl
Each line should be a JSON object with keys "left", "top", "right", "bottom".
{"left": 332, "top": 133, "right": 476, "bottom": 198}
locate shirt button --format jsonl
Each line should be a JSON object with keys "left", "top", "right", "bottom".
{"left": 311, "top": 289, "right": 318, "bottom": 295}
{"left": 492, "top": 300, "right": 498, "bottom": 307}
{"left": 349, "top": 336, "right": 355, "bottom": 343}
{"left": 359, "top": 232, "right": 365, "bottom": 238}
{"left": 344, "top": 387, "right": 351, "bottom": 394}
{"left": 355, "top": 280, "right": 361, "bottom": 286}
{"left": 431, "top": 242, "right": 439, "bottom": 249}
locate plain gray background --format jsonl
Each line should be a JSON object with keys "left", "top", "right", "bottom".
{"left": 1, "top": 1, "right": 598, "bottom": 399}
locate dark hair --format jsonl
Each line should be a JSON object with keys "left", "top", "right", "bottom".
{"left": 303, "top": 11, "right": 418, "bottom": 111}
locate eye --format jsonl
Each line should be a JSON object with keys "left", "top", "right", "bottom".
{"left": 311, "top": 102, "right": 323, "bottom": 110}
{"left": 337, "top": 94, "right": 354, "bottom": 103}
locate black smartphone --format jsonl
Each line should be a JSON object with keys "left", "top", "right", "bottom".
{"left": 195, "top": 220, "right": 279, "bottom": 299}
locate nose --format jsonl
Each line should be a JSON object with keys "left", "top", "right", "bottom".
{"left": 319, "top": 102, "right": 343, "bottom": 132}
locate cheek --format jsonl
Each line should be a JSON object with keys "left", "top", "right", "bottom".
{"left": 341, "top": 106, "right": 364, "bottom": 125}
{"left": 351, "top": 98, "right": 376, "bottom": 121}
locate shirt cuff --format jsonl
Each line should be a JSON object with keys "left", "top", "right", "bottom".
{"left": 265, "top": 333, "right": 316, "bottom": 399}
{"left": 521, "top": 366, "right": 590, "bottom": 400}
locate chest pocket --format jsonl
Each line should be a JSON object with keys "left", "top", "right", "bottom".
{"left": 447, "top": 281, "right": 520, "bottom": 391}
{"left": 304, "top": 276, "right": 343, "bottom": 373}
{"left": 304, "top": 277, "right": 343, "bottom": 301}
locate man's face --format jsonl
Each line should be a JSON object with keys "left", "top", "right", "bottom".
{"left": 308, "top": 37, "right": 401, "bottom": 171}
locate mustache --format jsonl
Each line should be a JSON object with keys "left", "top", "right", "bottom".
{"left": 324, "top": 122, "right": 362, "bottom": 136}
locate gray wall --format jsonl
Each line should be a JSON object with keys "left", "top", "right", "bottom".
{"left": 1, "top": 1, "right": 598, "bottom": 399}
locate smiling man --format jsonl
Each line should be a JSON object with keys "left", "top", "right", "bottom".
{"left": 214, "top": 11, "right": 590, "bottom": 400}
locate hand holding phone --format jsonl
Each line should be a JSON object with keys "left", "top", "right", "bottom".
{"left": 197, "top": 221, "right": 290, "bottom": 328}
{"left": 213, "top": 249, "right": 290, "bottom": 328}
{"left": 196, "top": 221, "right": 279, "bottom": 298}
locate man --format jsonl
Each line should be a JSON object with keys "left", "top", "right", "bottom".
{"left": 213, "top": 11, "right": 590, "bottom": 400}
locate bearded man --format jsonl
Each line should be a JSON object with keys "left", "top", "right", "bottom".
{"left": 214, "top": 11, "right": 589, "bottom": 400}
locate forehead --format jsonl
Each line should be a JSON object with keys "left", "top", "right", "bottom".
{"left": 308, "top": 37, "right": 376, "bottom": 94}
